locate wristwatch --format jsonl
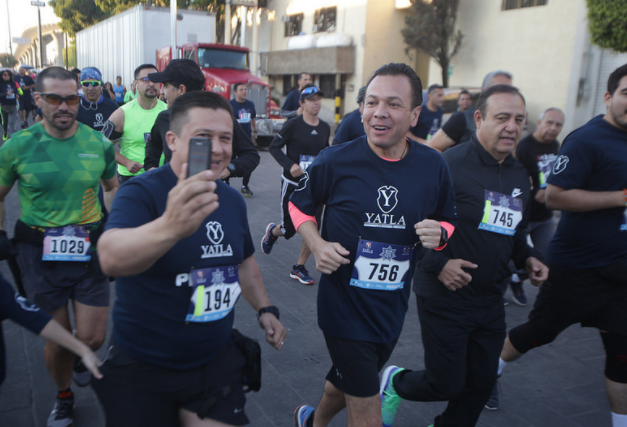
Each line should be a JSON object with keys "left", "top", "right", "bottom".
{"left": 227, "top": 163, "right": 236, "bottom": 173}
{"left": 257, "top": 306, "right": 280, "bottom": 321}
{"left": 439, "top": 226, "right": 449, "bottom": 247}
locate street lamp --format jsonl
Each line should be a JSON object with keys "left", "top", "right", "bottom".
{"left": 31, "top": 0, "right": 45, "bottom": 68}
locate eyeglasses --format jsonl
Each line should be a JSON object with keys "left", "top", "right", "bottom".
{"left": 300, "top": 86, "right": 321, "bottom": 99}
{"left": 36, "top": 93, "right": 81, "bottom": 106}
{"left": 81, "top": 81, "right": 101, "bottom": 87}
{"left": 136, "top": 77, "right": 154, "bottom": 83}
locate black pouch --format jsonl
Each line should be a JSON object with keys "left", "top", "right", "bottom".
{"left": 232, "top": 328, "right": 261, "bottom": 392}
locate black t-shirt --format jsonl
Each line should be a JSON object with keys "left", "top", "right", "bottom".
{"left": 0, "top": 81, "right": 19, "bottom": 106}
{"left": 290, "top": 137, "right": 457, "bottom": 343}
{"left": 269, "top": 115, "right": 331, "bottom": 182}
{"left": 441, "top": 108, "right": 476, "bottom": 146}
{"left": 409, "top": 104, "right": 443, "bottom": 140}
{"left": 332, "top": 109, "right": 365, "bottom": 145}
{"left": 15, "top": 75, "right": 34, "bottom": 96}
{"left": 547, "top": 115, "right": 627, "bottom": 269}
{"left": 515, "top": 134, "right": 560, "bottom": 222}
{"left": 76, "top": 95, "right": 119, "bottom": 132}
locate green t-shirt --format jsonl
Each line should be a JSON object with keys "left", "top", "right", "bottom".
{"left": 118, "top": 98, "right": 167, "bottom": 176}
{"left": 0, "top": 122, "right": 117, "bottom": 228}
{"left": 123, "top": 90, "right": 136, "bottom": 103}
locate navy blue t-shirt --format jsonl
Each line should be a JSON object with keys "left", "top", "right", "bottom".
{"left": 547, "top": 115, "right": 627, "bottom": 268}
{"left": 77, "top": 95, "right": 119, "bottom": 132}
{"left": 332, "top": 109, "right": 365, "bottom": 145}
{"left": 229, "top": 99, "right": 256, "bottom": 138}
{"left": 409, "top": 104, "right": 444, "bottom": 140}
{"left": 290, "top": 137, "right": 457, "bottom": 343}
{"left": 282, "top": 89, "right": 300, "bottom": 112}
{"left": 0, "top": 273, "right": 50, "bottom": 385}
{"left": 106, "top": 165, "right": 255, "bottom": 369}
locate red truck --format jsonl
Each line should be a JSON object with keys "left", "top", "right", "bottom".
{"left": 157, "top": 43, "right": 285, "bottom": 145}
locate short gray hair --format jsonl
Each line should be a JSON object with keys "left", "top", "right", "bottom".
{"left": 481, "top": 70, "right": 513, "bottom": 90}
{"left": 538, "top": 107, "right": 564, "bottom": 121}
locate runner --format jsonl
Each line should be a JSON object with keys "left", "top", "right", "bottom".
{"left": 506, "top": 107, "right": 564, "bottom": 306}
{"left": 76, "top": 67, "right": 119, "bottom": 132}
{"left": 378, "top": 84, "right": 548, "bottom": 427}
{"left": 0, "top": 70, "right": 22, "bottom": 140}
{"left": 229, "top": 83, "right": 257, "bottom": 197}
{"left": 288, "top": 63, "right": 457, "bottom": 427}
{"left": 490, "top": 64, "right": 627, "bottom": 427}
{"left": 262, "top": 84, "right": 330, "bottom": 286}
{"left": 113, "top": 76, "right": 126, "bottom": 106}
{"left": 143, "top": 59, "right": 260, "bottom": 180}
{"left": 0, "top": 66, "right": 118, "bottom": 427}
{"left": 93, "top": 91, "right": 286, "bottom": 427}
{"left": 15, "top": 67, "right": 36, "bottom": 128}
{"left": 102, "top": 63, "right": 167, "bottom": 183}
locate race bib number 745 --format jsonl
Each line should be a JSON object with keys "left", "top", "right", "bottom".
{"left": 478, "top": 190, "right": 523, "bottom": 236}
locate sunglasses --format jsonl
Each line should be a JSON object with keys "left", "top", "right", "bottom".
{"left": 37, "top": 93, "right": 81, "bottom": 106}
{"left": 136, "top": 77, "right": 154, "bottom": 82}
{"left": 81, "top": 81, "right": 101, "bottom": 87}
{"left": 300, "top": 86, "right": 321, "bottom": 99}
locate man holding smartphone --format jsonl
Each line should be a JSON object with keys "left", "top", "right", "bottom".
{"left": 94, "top": 91, "right": 286, "bottom": 427}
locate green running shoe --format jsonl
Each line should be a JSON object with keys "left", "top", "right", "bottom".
{"left": 380, "top": 365, "right": 404, "bottom": 427}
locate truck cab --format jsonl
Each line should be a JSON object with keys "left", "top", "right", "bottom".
{"left": 157, "top": 43, "right": 284, "bottom": 143}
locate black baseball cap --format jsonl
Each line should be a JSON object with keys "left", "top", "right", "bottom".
{"left": 299, "top": 84, "right": 324, "bottom": 101}
{"left": 148, "top": 59, "right": 205, "bottom": 91}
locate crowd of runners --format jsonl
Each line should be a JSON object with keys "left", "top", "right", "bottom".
{"left": 0, "top": 57, "right": 625, "bottom": 427}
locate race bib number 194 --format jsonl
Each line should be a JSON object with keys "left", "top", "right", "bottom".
{"left": 186, "top": 266, "right": 241, "bottom": 323}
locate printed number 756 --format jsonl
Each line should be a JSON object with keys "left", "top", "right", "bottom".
{"left": 368, "top": 263, "right": 399, "bottom": 282}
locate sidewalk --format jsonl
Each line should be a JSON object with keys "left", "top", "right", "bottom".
{"left": 0, "top": 151, "right": 610, "bottom": 426}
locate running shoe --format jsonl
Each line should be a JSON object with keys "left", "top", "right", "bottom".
{"left": 484, "top": 377, "right": 500, "bottom": 411}
{"left": 293, "top": 405, "right": 314, "bottom": 427}
{"left": 509, "top": 281, "right": 527, "bottom": 306}
{"left": 380, "top": 365, "right": 404, "bottom": 427}
{"left": 2, "top": 133, "right": 7, "bottom": 141}
{"left": 241, "top": 185, "right": 254, "bottom": 197}
{"left": 72, "top": 358, "right": 92, "bottom": 387}
{"left": 503, "top": 297, "right": 509, "bottom": 306}
{"left": 290, "top": 265, "right": 314, "bottom": 285}
{"left": 21, "top": 121, "right": 28, "bottom": 129}
{"left": 47, "top": 392, "right": 74, "bottom": 427}
{"left": 261, "top": 223, "right": 278, "bottom": 254}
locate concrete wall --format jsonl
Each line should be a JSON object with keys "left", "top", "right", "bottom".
{"left": 426, "top": 0, "right": 584, "bottom": 136}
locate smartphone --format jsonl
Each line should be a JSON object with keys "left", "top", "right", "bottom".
{"left": 187, "top": 137, "right": 212, "bottom": 177}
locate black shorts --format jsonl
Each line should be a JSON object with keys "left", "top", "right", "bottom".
{"left": 528, "top": 258, "right": 627, "bottom": 336}
{"left": 324, "top": 333, "right": 398, "bottom": 397}
{"left": 280, "top": 178, "right": 322, "bottom": 240}
{"left": 18, "top": 95, "right": 34, "bottom": 111}
{"left": 92, "top": 342, "right": 249, "bottom": 427}
{"left": 16, "top": 241, "right": 110, "bottom": 313}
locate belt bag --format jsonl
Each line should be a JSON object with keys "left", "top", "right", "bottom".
{"left": 232, "top": 328, "right": 262, "bottom": 393}
{"left": 12, "top": 219, "right": 105, "bottom": 247}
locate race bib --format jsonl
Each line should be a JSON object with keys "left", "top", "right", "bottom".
{"left": 42, "top": 225, "right": 91, "bottom": 261}
{"left": 350, "top": 239, "right": 414, "bottom": 291}
{"left": 299, "top": 155, "right": 316, "bottom": 171}
{"left": 186, "top": 265, "right": 241, "bottom": 323}
{"left": 478, "top": 190, "right": 523, "bottom": 236}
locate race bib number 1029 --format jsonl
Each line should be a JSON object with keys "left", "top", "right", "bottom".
{"left": 42, "top": 225, "right": 91, "bottom": 261}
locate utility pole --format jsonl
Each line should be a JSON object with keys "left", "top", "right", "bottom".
{"left": 31, "top": 1, "right": 45, "bottom": 68}
{"left": 170, "top": 0, "right": 178, "bottom": 60}
{"left": 5, "top": 0, "right": 13, "bottom": 58}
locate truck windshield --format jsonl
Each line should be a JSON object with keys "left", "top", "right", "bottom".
{"left": 197, "top": 48, "right": 248, "bottom": 70}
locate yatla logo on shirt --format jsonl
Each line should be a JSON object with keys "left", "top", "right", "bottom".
{"left": 201, "top": 221, "right": 234, "bottom": 259}
{"left": 364, "top": 185, "right": 406, "bottom": 230}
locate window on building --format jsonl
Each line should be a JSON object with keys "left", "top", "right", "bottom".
{"left": 284, "top": 13, "right": 304, "bottom": 37}
{"left": 313, "top": 6, "right": 337, "bottom": 33}
{"left": 319, "top": 74, "right": 346, "bottom": 99}
{"left": 502, "top": 0, "right": 547, "bottom": 10}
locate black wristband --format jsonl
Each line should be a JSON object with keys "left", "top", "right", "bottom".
{"left": 257, "top": 306, "right": 280, "bottom": 321}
